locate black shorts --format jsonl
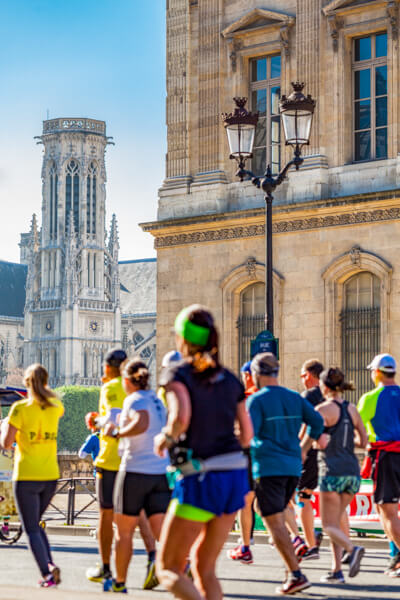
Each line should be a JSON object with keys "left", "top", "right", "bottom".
{"left": 255, "top": 475, "right": 298, "bottom": 517}
{"left": 113, "top": 471, "right": 171, "bottom": 517}
{"left": 298, "top": 449, "right": 318, "bottom": 492}
{"left": 96, "top": 467, "right": 117, "bottom": 510}
{"left": 243, "top": 448, "right": 254, "bottom": 490}
{"left": 372, "top": 450, "right": 400, "bottom": 504}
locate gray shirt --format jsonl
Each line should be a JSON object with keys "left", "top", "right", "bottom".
{"left": 119, "top": 390, "right": 169, "bottom": 475}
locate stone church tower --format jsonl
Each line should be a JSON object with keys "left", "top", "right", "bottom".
{"left": 24, "top": 118, "right": 121, "bottom": 385}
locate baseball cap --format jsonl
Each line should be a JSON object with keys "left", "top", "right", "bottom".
{"left": 161, "top": 350, "right": 182, "bottom": 368}
{"left": 105, "top": 348, "right": 127, "bottom": 368}
{"left": 251, "top": 352, "right": 280, "bottom": 376}
{"left": 240, "top": 360, "right": 252, "bottom": 373}
{"left": 366, "top": 353, "right": 396, "bottom": 374}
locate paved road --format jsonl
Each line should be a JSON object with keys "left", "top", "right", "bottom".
{"left": 0, "top": 534, "right": 398, "bottom": 598}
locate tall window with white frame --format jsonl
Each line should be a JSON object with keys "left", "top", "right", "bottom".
{"left": 250, "top": 54, "right": 281, "bottom": 176}
{"left": 353, "top": 32, "right": 387, "bottom": 162}
{"left": 65, "top": 160, "right": 80, "bottom": 233}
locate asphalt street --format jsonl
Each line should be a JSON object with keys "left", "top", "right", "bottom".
{"left": 0, "top": 534, "right": 398, "bottom": 599}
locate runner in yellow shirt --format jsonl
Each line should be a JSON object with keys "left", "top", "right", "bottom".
{"left": 86, "top": 348, "right": 127, "bottom": 584}
{"left": 0, "top": 364, "right": 64, "bottom": 588}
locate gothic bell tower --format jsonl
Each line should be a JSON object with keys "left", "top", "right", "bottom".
{"left": 24, "top": 118, "right": 121, "bottom": 386}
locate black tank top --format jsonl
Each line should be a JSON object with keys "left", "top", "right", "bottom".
{"left": 318, "top": 400, "right": 360, "bottom": 478}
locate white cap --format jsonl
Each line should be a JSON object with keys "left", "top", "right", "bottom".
{"left": 161, "top": 350, "right": 182, "bottom": 368}
{"left": 367, "top": 353, "right": 396, "bottom": 374}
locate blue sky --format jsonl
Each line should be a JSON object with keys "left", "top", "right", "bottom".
{"left": 0, "top": 0, "right": 165, "bottom": 262}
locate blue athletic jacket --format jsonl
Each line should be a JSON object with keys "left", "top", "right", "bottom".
{"left": 247, "top": 385, "right": 324, "bottom": 479}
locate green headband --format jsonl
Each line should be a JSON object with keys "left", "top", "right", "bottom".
{"left": 174, "top": 308, "right": 210, "bottom": 346}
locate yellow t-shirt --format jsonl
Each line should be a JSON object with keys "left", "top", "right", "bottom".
{"left": 94, "top": 377, "right": 126, "bottom": 471}
{"left": 8, "top": 397, "right": 64, "bottom": 481}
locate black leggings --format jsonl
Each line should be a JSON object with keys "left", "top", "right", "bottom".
{"left": 13, "top": 480, "right": 57, "bottom": 576}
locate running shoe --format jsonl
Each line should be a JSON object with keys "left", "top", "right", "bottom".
{"left": 302, "top": 546, "right": 319, "bottom": 561}
{"left": 49, "top": 564, "right": 61, "bottom": 585}
{"left": 385, "top": 552, "right": 400, "bottom": 575}
{"left": 315, "top": 530, "right": 323, "bottom": 548}
{"left": 38, "top": 574, "right": 58, "bottom": 588}
{"left": 227, "top": 545, "right": 254, "bottom": 564}
{"left": 348, "top": 546, "right": 365, "bottom": 578}
{"left": 292, "top": 536, "right": 308, "bottom": 558}
{"left": 320, "top": 570, "right": 345, "bottom": 584}
{"left": 276, "top": 573, "right": 311, "bottom": 595}
{"left": 109, "top": 580, "right": 127, "bottom": 593}
{"left": 341, "top": 550, "right": 351, "bottom": 564}
{"left": 86, "top": 563, "right": 112, "bottom": 582}
{"left": 143, "top": 559, "right": 159, "bottom": 590}
{"left": 389, "top": 567, "right": 400, "bottom": 578}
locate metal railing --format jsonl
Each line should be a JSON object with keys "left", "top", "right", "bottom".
{"left": 237, "top": 314, "right": 265, "bottom": 370}
{"left": 46, "top": 477, "right": 96, "bottom": 526}
{"left": 340, "top": 306, "right": 380, "bottom": 403}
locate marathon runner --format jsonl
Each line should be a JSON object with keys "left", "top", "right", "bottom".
{"left": 358, "top": 353, "right": 400, "bottom": 575}
{"left": 155, "top": 305, "right": 253, "bottom": 600}
{"left": 248, "top": 352, "right": 324, "bottom": 595}
{"left": 0, "top": 364, "right": 63, "bottom": 588}
{"left": 314, "top": 367, "right": 367, "bottom": 583}
{"left": 297, "top": 359, "right": 324, "bottom": 559}
{"left": 105, "top": 358, "right": 170, "bottom": 593}
{"left": 228, "top": 360, "right": 257, "bottom": 564}
{"left": 86, "top": 348, "right": 127, "bottom": 584}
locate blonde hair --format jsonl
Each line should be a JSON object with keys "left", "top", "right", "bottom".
{"left": 24, "top": 363, "right": 56, "bottom": 409}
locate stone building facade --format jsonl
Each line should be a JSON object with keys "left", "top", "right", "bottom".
{"left": 0, "top": 119, "right": 156, "bottom": 387}
{"left": 142, "top": 0, "right": 400, "bottom": 398}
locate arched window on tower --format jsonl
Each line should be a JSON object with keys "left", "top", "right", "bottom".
{"left": 237, "top": 282, "right": 265, "bottom": 369}
{"left": 87, "top": 162, "right": 97, "bottom": 235}
{"left": 49, "top": 163, "right": 58, "bottom": 240}
{"left": 340, "top": 272, "right": 381, "bottom": 402}
{"left": 65, "top": 160, "right": 80, "bottom": 233}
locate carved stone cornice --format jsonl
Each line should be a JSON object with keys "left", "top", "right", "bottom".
{"left": 151, "top": 206, "right": 400, "bottom": 248}
{"left": 326, "top": 14, "right": 342, "bottom": 51}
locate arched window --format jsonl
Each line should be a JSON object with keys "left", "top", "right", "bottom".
{"left": 86, "top": 162, "right": 97, "bottom": 234}
{"left": 50, "top": 348, "right": 57, "bottom": 378}
{"left": 49, "top": 163, "right": 58, "bottom": 240}
{"left": 65, "top": 160, "right": 80, "bottom": 233}
{"left": 237, "top": 282, "right": 265, "bottom": 369}
{"left": 340, "top": 272, "right": 381, "bottom": 402}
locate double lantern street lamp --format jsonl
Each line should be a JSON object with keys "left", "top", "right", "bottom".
{"left": 223, "top": 82, "right": 316, "bottom": 344}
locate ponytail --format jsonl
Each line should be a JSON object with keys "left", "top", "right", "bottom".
{"left": 121, "top": 358, "right": 149, "bottom": 390}
{"left": 320, "top": 367, "right": 355, "bottom": 393}
{"left": 24, "top": 363, "right": 56, "bottom": 409}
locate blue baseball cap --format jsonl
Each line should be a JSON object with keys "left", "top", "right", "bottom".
{"left": 367, "top": 353, "right": 396, "bottom": 374}
{"left": 240, "top": 361, "right": 252, "bottom": 373}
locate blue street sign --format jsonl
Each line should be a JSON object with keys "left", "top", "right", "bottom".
{"left": 250, "top": 330, "right": 279, "bottom": 359}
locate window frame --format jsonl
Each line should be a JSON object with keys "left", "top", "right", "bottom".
{"left": 352, "top": 32, "right": 388, "bottom": 163}
{"left": 249, "top": 54, "right": 282, "bottom": 176}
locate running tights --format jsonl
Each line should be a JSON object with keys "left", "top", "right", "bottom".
{"left": 13, "top": 480, "right": 57, "bottom": 576}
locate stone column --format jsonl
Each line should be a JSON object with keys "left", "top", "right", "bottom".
{"left": 165, "top": 0, "right": 189, "bottom": 181}
{"left": 296, "top": 0, "right": 321, "bottom": 157}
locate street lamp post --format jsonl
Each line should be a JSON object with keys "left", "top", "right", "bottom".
{"left": 223, "top": 82, "right": 316, "bottom": 342}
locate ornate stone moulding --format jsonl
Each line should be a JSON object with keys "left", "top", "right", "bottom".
{"left": 148, "top": 205, "right": 400, "bottom": 249}
{"left": 323, "top": 0, "right": 399, "bottom": 49}
{"left": 221, "top": 8, "right": 295, "bottom": 67}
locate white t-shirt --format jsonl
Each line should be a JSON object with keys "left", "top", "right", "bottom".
{"left": 118, "top": 389, "right": 169, "bottom": 475}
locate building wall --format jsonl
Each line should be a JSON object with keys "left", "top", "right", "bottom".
{"left": 0, "top": 318, "right": 24, "bottom": 384}
{"left": 143, "top": 0, "right": 400, "bottom": 393}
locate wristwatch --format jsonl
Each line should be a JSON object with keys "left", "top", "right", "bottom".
{"left": 161, "top": 427, "right": 177, "bottom": 447}
{"left": 111, "top": 427, "right": 120, "bottom": 439}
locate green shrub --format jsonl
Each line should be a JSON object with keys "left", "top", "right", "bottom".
{"left": 55, "top": 386, "right": 100, "bottom": 452}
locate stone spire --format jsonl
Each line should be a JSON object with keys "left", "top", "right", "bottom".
{"left": 30, "top": 213, "right": 39, "bottom": 252}
{"left": 108, "top": 214, "right": 120, "bottom": 261}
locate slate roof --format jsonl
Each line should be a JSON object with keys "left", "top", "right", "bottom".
{"left": 118, "top": 259, "right": 156, "bottom": 316}
{"left": 0, "top": 260, "right": 27, "bottom": 318}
